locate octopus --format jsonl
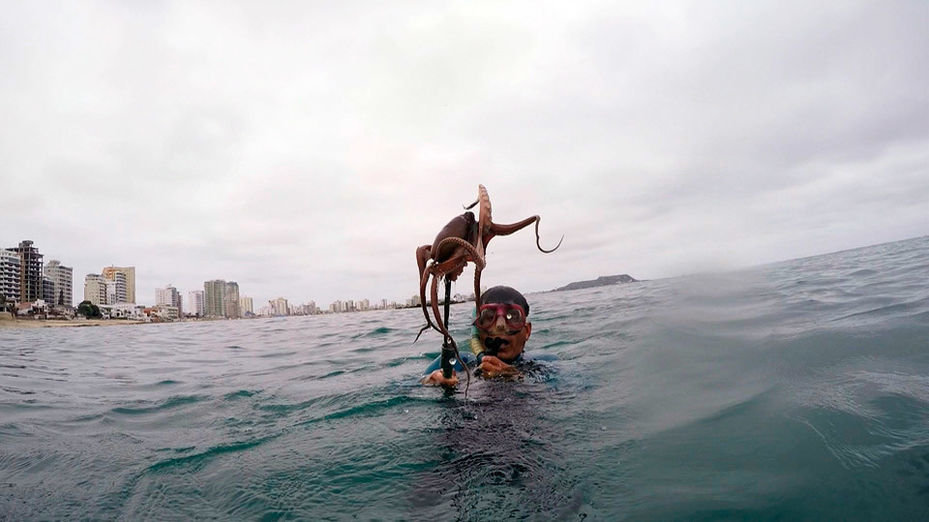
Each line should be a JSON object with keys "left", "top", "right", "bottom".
{"left": 414, "top": 185, "right": 562, "bottom": 374}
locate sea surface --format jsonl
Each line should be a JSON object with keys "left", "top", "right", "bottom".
{"left": 2, "top": 236, "right": 929, "bottom": 521}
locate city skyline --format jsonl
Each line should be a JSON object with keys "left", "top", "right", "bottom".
{"left": 2, "top": 240, "right": 73, "bottom": 309}
{"left": 3, "top": 237, "right": 414, "bottom": 314}
{"left": 3, "top": 244, "right": 436, "bottom": 312}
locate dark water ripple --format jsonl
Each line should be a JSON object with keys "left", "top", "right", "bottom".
{"left": 2, "top": 236, "right": 929, "bottom": 519}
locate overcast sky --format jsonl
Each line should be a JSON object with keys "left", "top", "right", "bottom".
{"left": 2, "top": 0, "right": 927, "bottom": 307}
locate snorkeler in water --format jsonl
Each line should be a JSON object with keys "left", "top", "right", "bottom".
{"left": 422, "top": 285, "right": 542, "bottom": 386}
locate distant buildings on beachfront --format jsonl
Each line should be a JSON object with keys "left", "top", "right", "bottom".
{"left": 45, "top": 260, "right": 73, "bottom": 307}
{"left": 0, "top": 250, "right": 21, "bottom": 303}
{"left": 203, "top": 279, "right": 243, "bottom": 319}
{"left": 154, "top": 284, "right": 183, "bottom": 320}
{"left": 85, "top": 266, "right": 134, "bottom": 306}
{"left": 188, "top": 290, "right": 205, "bottom": 317}
{"left": 267, "top": 297, "right": 290, "bottom": 317}
{"left": 101, "top": 266, "right": 136, "bottom": 304}
{"left": 239, "top": 296, "right": 254, "bottom": 316}
{"left": 155, "top": 284, "right": 181, "bottom": 310}
{"left": 2, "top": 238, "right": 414, "bottom": 322}
{"left": 2, "top": 240, "right": 73, "bottom": 311}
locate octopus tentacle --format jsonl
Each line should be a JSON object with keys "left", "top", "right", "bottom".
{"left": 413, "top": 323, "right": 431, "bottom": 344}
{"left": 416, "top": 245, "right": 430, "bottom": 281}
{"left": 433, "top": 237, "right": 486, "bottom": 271}
{"left": 413, "top": 268, "right": 437, "bottom": 343}
{"left": 417, "top": 245, "right": 481, "bottom": 343}
{"left": 488, "top": 215, "right": 562, "bottom": 253}
{"left": 477, "top": 184, "right": 492, "bottom": 237}
{"left": 473, "top": 265, "right": 483, "bottom": 316}
{"left": 430, "top": 273, "right": 445, "bottom": 338}
{"left": 487, "top": 215, "right": 537, "bottom": 237}
{"left": 534, "top": 217, "right": 564, "bottom": 253}
{"left": 414, "top": 245, "right": 438, "bottom": 343}
{"left": 413, "top": 319, "right": 433, "bottom": 343}
{"left": 427, "top": 272, "right": 450, "bottom": 336}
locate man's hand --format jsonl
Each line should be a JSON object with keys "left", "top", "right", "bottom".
{"left": 479, "top": 355, "right": 519, "bottom": 378}
{"left": 421, "top": 369, "right": 459, "bottom": 387}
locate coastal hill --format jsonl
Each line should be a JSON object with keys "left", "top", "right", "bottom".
{"left": 551, "top": 274, "right": 638, "bottom": 292}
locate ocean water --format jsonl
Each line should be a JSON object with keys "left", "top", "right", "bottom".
{"left": 2, "top": 236, "right": 929, "bottom": 521}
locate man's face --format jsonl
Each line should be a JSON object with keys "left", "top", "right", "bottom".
{"left": 476, "top": 303, "right": 532, "bottom": 362}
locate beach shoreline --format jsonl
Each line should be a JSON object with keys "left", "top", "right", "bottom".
{"left": 0, "top": 317, "right": 150, "bottom": 328}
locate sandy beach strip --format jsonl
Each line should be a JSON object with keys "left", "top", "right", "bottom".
{"left": 0, "top": 318, "right": 150, "bottom": 328}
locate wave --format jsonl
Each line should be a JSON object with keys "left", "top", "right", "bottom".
{"left": 111, "top": 395, "right": 208, "bottom": 415}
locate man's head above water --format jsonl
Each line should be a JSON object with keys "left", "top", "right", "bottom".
{"left": 480, "top": 285, "right": 530, "bottom": 316}
{"left": 474, "top": 285, "right": 532, "bottom": 363}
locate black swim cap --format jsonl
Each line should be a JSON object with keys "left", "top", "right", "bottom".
{"left": 480, "top": 285, "right": 529, "bottom": 316}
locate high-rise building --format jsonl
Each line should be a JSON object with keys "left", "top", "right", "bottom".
{"left": 155, "top": 284, "right": 182, "bottom": 315}
{"left": 44, "top": 260, "right": 73, "bottom": 307}
{"left": 292, "top": 302, "right": 317, "bottom": 315}
{"left": 204, "top": 280, "right": 226, "bottom": 318}
{"left": 42, "top": 277, "right": 55, "bottom": 304}
{"left": 188, "top": 290, "right": 205, "bottom": 317}
{"left": 270, "top": 297, "right": 289, "bottom": 316}
{"left": 239, "top": 296, "right": 254, "bottom": 316}
{"left": 224, "top": 281, "right": 240, "bottom": 319}
{"left": 8, "top": 240, "right": 43, "bottom": 302}
{"left": 154, "top": 287, "right": 169, "bottom": 306}
{"left": 102, "top": 266, "right": 136, "bottom": 304}
{"left": 84, "top": 274, "right": 106, "bottom": 305}
{"left": 105, "top": 271, "right": 127, "bottom": 304}
{"left": 0, "top": 250, "right": 21, "bottom": 303}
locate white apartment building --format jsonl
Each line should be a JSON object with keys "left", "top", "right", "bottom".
{"left": 269, "top": 297, "right": 289, "bottom": 316}
{"left": 0, "top": 250, "right": 20, "bottom": 303}
{"left": 155, "top": 284, "right": 182, "bottom": 314}
{"left": 83, "top": 274, "right": 106, "bottom": 305}
{"left": 102, "top": 266, "right": 136, "bottom": 304}
{"left": 239, "top": 296, "right": 254, "bottom": 316}
{"left": 188, "top": 290, "right": 205, "bottom": 317}
{"left": 44, "top": 260, "right": 73, "bottom": 307}
{"left": 106, "top": 271, "right": 128, "bottom": 304}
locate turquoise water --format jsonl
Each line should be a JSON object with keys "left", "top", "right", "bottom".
{"left": 2, "top": 236, "right": 929, "bottom": 520}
